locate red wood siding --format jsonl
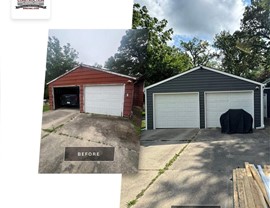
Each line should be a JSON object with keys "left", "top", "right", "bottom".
{"left": 49, "top": 85, "right": 53, "bottom": 110}
{"left": 123, "top": 82, "right": 134, "bottom": 117}
{"left": 133, "top": 80, "right": 144, "bottom": 108}
{"left": 48, "top": 66, "right": 136, "bottom": 117}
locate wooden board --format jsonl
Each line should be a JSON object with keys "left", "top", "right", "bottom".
{"left": 235, "top": 169, "right": 248, "bottom": 208}
{"left": 243, "top": 175, "right": 256, "bottom": 208}
{"left": 233, "top": 169, "right": 240, "bottom": 208}
{"left": 263, "top": 165, "right": 270, "bottom": 177}
{"left": 233, "top": 163, "right": 270, "bottom": 208}
{"left": 248, "top": 176, "right": 268, "bottom": 208}
{"left": 249, "top": 165, "right": 270, "bottom": 207}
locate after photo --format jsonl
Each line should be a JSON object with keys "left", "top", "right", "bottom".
{"left": 121, "top": 1, "right": 270, "bottom": 208}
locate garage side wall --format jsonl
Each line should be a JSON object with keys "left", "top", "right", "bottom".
{"left": 48, "top": 67, "right": 136, "bottom": 117}
{"left": 133, "top": 80, "right": 144, "bottom": 108}
{"left": 265, "top": 89, "right": 270, "bottom": 118}
{"left": 146, "top": 68, "right": 261, "bottom": 129}
{"left": 48, "top": 85, "right": 53, "bottom": 110}
{"left": 123, "top": 83, "right": 135, "bottom": 117}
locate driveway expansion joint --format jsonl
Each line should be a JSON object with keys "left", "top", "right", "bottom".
{"left": 126, "top": 130, "right": 200, "bottom": 208}
{"left": 55, "top": 132, "right": 138, "bottom": 153}
{"left": 139, "top": 169, "right": 160, "bottom": 171}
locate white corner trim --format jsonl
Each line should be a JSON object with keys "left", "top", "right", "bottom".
{"left": 145, "top": 90, "right": 148, "bottom": 130}
{"left": 260, "top": 85, "right": 265, "bottom": 129}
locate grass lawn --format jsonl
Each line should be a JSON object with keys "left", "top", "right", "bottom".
{"left": 141, "top": 110, "right": 145, "bottom": 129}
{"left": 141, "top": 120, "right": 146, "bottom": 129}
{"left": 43, "top": 103, "right": 50, "bottom": 112}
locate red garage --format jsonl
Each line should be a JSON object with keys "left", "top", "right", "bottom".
{"left": 47, "top": 64, "right": 144, "bottom": 117}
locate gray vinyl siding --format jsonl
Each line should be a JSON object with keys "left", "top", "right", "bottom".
{"left": 146, "top": 67, "right": 261, "bottom": 129}
{"left": 265, "top": 89, "right": 270, "bottom": 118}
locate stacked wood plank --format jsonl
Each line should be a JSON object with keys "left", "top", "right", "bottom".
{"left": 233, "top": 162, "right": 270, "bottom": 208}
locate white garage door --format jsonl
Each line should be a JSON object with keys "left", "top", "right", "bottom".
{"left": 154, "top": 93, "right": 200, "bottom": 128}
{"left": 205, "top": 91, "right": 254, "bottom": 128}
{"left": 84, "top": 85, "right": 124, "bottom": 116}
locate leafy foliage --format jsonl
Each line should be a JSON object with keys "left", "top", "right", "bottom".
{"left": 46, "top": 36, "right": 79, "bottom": 83}
{"left": 105, "top": 3, "right": 191, "bottom": 85}
{"left": 241, "top": 0, "right": 270, "bottom": 81}
{"left": 214, "top": 0, "right": 270, "bottom": 81}
{"left": 105, "top": 29, "right": 148, "bottom": 76}
{"left": 133, "top": 3, "right": 191, "bottom": 85}
{"left": 179, "top": 37, "right": 219, "bottom": 67}
{"left": 45, "top": 36, "right": 79, "bottom": 98}
{"left": 214, "top": 31, "right": 262, "bottom": 78}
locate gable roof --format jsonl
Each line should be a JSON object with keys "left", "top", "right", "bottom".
{"left": 145, "top": 65, "right": 265, "bottom": 91}
{"left": 47, "top": 64, "right": 137, "bottom": 85}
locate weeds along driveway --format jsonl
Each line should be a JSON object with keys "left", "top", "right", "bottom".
{"left": 39, "top": 109, "right": 140, "bottom": 173}
{"left": 121, "top": 128, "right": 270, "bottom": 208}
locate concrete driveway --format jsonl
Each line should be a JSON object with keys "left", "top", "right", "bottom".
{"left": 39, "top": 109, "right": 140, "bottom": 173}
{"left": 121, "top": 127, "right": 270, "bottom": 208}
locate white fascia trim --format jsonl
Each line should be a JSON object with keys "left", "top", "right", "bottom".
{"left": 144, "top": 65, "right": 265, "bottom": 91}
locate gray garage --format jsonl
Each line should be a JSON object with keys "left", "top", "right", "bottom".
{"left": 263, "top": 78, "right": 270, "bottom": 118}
{"left": 145, "top": 66, "right": 265, "bottom": 129}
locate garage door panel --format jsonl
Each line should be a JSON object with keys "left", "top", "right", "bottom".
{"left": 154, "top": 93, "right": 199, "bottom": 128}
{"left": 84, "top": 85, "right": 124, "bottom": 116}
{"left": 206, "top": 91, "right": 253, "bottom": 128}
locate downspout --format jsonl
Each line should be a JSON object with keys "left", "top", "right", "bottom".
{"left": 257, "top": 84, "right": 266, "bottom": 129}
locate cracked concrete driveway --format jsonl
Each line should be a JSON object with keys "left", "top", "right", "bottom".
{"left": 39, "top": 109, "right": 140, "bottom": 173}
{"left": 121, "top": 127, "right": 270, "bottom": 208}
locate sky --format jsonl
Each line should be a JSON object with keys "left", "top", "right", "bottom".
{"left": 48, "top": 29, "right": 127, "bottom": 66}
{"left": 48, "top": 1, "right": 252, "bottom": 65}
{"left": 135, "top": 0, "right": 251, "bottom": 44}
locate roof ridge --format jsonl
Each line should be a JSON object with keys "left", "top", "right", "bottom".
{"left": 144, "top": 65, "right": 264, "bottom": 91}
{"left": 47, "top": 64, "right": 137, "bottom": 85}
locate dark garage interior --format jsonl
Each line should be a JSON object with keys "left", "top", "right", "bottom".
{"left": 53, "top": 86, "right": 80, "bottom": 109}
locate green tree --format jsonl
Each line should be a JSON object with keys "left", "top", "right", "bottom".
{"left": 133, "top": 3, "right": 191, "bottom": 85}
{"left": 105, "top": 29, "right": 148, "bottom": 76}
{"left": 214, "top": 31, "right": 262, "bottom": 78}
{"left": 93, "top": 63, "right": 103, "bottom": 68}
{"left": 214, "top": 0, "right": 270, "bottom": 80}
{"left": 45, "top": 36, "right": 79, "bottom": 98}
{"left": 240, "top": 0, "right": 270, "bottom": 81}
{"left": 105, "top": 4, "right": 191, "bottom": 85}
{"left": 179, "top": 37, "right": 218, "bottom": 67}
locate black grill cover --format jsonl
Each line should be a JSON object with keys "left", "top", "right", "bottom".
{"left": 220, "top": 109, "right": 253, "bottom": 134}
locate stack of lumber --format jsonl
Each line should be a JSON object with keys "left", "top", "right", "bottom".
{"left": 233, "top": 162, "right": 270, "bottom": 208}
